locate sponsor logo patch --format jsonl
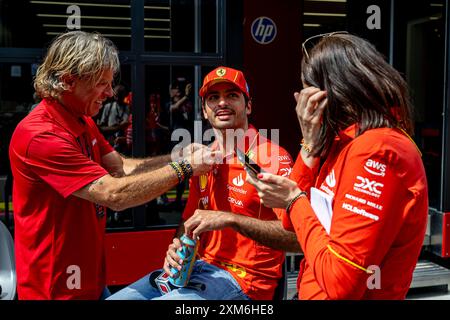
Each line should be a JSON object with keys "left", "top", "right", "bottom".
{"left": 199, "top": 174, "right": 208, "bottom": 192}
{"left": 342, "top": 202, "right": 380, "bottom": 221}
{"left": 278, "top": 155, "right": 291, "bottom": 161}
{"left": 353, "top": 176, "right": 383, "bottom": 198}
{"left": 344, "top": 193, "right": 383, "bottom": 211}
{"left": 279, "top": 167, "right": 292, "bottom": 177}
{"left": 226, "top": 184, "right": 247, "bottom": 195}
{"left": 326, "top": 170, "right": 336, "bottom": 188}
{"left": 200, "top": 196, "right": 209, "bottom": 209}
{"left": 228, "top": 196, "right": 243, "bottom": 207}
{"left": 232, "top": 173, "right": 245, "bottom": 187}
{"left": 364, "top": 159, "right": 386, "bottom": 177}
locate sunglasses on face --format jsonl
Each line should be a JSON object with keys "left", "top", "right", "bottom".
{"left": 302, "top": 31, "right": 349, "bottom": 61}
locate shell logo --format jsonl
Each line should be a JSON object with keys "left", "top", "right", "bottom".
{"left": 199, "top": 174, "right": 208, "bottom": 192}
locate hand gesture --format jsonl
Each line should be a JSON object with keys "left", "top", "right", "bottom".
{"left": 163, "top": 237, "right": 183, "bottom": 277}
{"left": 184, "top": 147, "right": 223, "bottom": 176}
{"left": 184, "top": 210, "right": 233, "bottom": 240}
{"left": 294, "top": 87, "right": 327, "bottom": 154}
{"left": 246, "top": 172, "right": 301, "bottom": 209}
{"left": 172, "top": 143, "right": 205, "bottom": 161}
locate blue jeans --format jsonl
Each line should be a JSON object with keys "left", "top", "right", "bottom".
{"left": 100, "top": 287, "right": 111, "bottom": 300}
{"left": 107, "top": 260, "right": 250, "bottom": 300}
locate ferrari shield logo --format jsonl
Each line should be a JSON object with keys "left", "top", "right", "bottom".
{"left": 216, "top": 68, "right": 226, "bottom": 77}
{"left": 199, "top": 174, "right": 208, "bottom": 192}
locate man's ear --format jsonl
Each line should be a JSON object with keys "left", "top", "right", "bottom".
{"left": 246, "top": 100, "right": 252, "bottom": 116}
{"left": 60, "top": 74, "right": 76, "bottom": 92}
{"left": 202, "top": 103, "right": 208, "bottom": 119}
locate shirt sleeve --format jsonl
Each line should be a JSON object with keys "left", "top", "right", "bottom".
{"left": 289, "top": 144, "right": 409, "bottom": 299}
{"left": 25, "top": 132, "right": 109, "bottom": 198}
{"left": 289, "top": 149, "right": 319, "bottom": 190}
{"left": 88, "top": 117, "right": 114, "bottom": 156}
{"left": 272, "top": 147, "right": 294, "bottom": 220}
{"left": 282, "top": 150, "right": 320, "bottom": 231}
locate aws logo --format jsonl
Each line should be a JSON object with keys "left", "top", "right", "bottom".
{"left": 364, "top": 159, "right": 386, "bottom": 177}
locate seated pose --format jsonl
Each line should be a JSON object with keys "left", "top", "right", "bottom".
{"left": 108, "top": 66, "right": 301, "bottom": 300}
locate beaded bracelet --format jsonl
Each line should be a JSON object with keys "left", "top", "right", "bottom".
{"left": 179, "top": 159, "right": 194, "bottom": 179}
{"left": 300, "top": 138, "right": 313, "bottom": 154}
{"left": 286, "top": 191, "right": 308, "bottom": 214}
{"left": 169, "top": 161, "right": 184, "bottom": 184}
{"left": 177, "top": 160, "right": 189, "bottom": 179}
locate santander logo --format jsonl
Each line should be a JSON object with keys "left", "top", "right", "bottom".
{"left": 325, "top": 170, "right": 336, "bottom": 188}
{"left": 232, "top": 173, "right": 245, "bottom": 187}
{"left": 364, "top": 159, "right": 386, "bottom": 177}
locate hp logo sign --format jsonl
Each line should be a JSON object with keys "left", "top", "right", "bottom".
{"left": 251, "top": 16, "right": 277, "bottom": 45}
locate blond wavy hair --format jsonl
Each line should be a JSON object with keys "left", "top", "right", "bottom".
{"left": 34, "top": 31, "right": 120, "bottom": 99}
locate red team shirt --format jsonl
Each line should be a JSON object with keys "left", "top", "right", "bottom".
{"left": 9, "top": 99, "right": 113, "bottom": 299}
{"left": 182, "top": 126, "right": 293, "bottom": 300}
{"left": 283, "top": 125, "right": 428, "bottom": 299}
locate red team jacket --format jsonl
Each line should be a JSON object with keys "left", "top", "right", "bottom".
{"left": 283, "top": 125, "right": 428, "bottom": 299}
{"left": 183, "top": 126, "right": 293, "bottom": 300}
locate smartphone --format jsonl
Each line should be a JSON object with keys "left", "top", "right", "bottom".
{"left": 236, "top": 148, "right": 264, "bottom": 176}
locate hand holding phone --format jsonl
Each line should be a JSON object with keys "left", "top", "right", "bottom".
{"left": 236, "top": 148, "right": 264, "bottom": 177}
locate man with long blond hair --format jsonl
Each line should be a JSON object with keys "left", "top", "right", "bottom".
{"left": 9, "top": 31, "right": 217, "bottom": 300}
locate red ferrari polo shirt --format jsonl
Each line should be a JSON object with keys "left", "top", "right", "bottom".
{"left": 9, "top": 98, "right": 113, "bottom": 299}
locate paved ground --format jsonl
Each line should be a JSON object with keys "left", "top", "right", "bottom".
{"left": 285, "top": 271, "right": 450, "bottom": 300}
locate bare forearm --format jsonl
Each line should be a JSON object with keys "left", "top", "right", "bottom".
{"left": 231, "top": 215, "right": 301, "bottom": 252}
{"left": 170, "top": 96, "right": 188, "bottom": 111}
{"left": 123, "top": 154, "right": 172, "bottom": 175}
{"left": 91, "top": 165, "right": 179, "bottom": 211}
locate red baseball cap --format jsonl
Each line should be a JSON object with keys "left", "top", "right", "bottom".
{"left": 199, "top": 66, "right": 250, "bottom": 99}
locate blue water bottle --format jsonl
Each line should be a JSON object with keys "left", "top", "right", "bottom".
{"left": 169, "top": 234, "right": 198, "bottom": 287}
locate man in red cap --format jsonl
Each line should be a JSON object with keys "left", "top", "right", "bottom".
{"left": 108, "top": 66, "right": 301, "bottom": 300}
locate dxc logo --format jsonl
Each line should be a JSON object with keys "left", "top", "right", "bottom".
{"left": 251, "top": 17, "right": 277, "bottom": 45}
{"left": 354, "top": 176, "right": 383, "bottom": 195}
